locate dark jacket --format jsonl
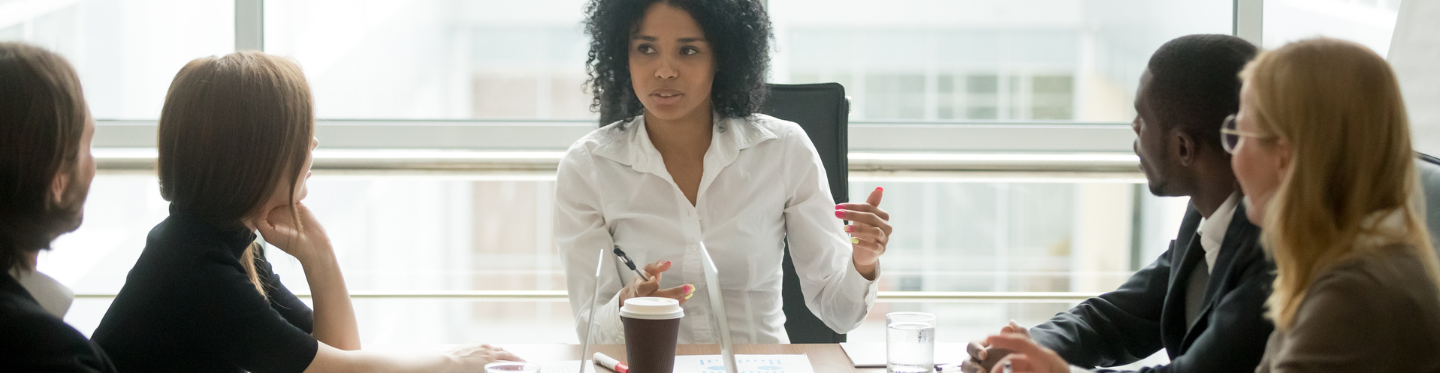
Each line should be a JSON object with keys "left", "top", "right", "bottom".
{"left": 0, "top": 272, "right": 117, "bottom": 372}
{"left": 1030, "top": 202, "right": 1274, "bottom": 373}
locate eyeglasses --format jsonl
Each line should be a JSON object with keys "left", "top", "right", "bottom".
{"left": 1219, "top": 114, "right": 1266, "bottom": 154}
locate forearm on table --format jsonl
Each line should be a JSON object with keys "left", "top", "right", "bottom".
{"left": 306, "top": 343, "right": 462, "bottom": 373}
{"left": 301, "top": 249, "right": 361, "bottom": 350}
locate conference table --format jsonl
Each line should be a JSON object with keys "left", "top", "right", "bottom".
{"left": 498, "top": 343, "right": 967, "bottom": 373}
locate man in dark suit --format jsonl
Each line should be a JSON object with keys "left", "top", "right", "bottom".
{"left": 0, "top": 42, "right": 116, "bottom": 372}
{"left": 963, "top": 34, "right": 1271, "bottom": 373}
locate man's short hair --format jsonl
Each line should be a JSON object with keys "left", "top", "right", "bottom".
{"left": 1147, "top": 34, "right": 1259, "bottom": 150}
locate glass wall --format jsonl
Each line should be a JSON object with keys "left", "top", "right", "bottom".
{"left": 29, "top": 3, "right": 1415, "bottom": 370}
{"left": 772, "top": 0, "right": 1233, "bottom": 123}
{"left": 263, "top": 0, "right": 596, "bottom": 120}
{"left": 0, "top": 0, "right": 234, "bottom": 119}
{"left": 259, "top": 0, "right": 1233, "bottom": 123}
{"left": 49, "top": 173, "right": 1188, "bottom": 347}
{"left": 1264, "top": 0, "right": 1401, "bottom": 55}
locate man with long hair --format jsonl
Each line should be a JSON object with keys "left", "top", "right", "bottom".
{"left": 0, "top": 42, "right": 114, "bottom": 372}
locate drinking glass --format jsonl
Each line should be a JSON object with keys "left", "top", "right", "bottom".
{"left": 887, "top": 312, "right": 936, "bottom": 373}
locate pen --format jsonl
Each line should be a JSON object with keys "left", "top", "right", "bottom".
{"left": 594, "top": 352, "right": 630, "bottom": 373}
{"left": 612, "top": 246, "right": 651, "bottom": 282}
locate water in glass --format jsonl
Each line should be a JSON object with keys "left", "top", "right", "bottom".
{"left": 887, "top": 313, "right": 936, "bottom": 373}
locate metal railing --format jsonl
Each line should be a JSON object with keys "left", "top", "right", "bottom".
{"left": 76, "top": 290, "right": 1102, "bottom": 303}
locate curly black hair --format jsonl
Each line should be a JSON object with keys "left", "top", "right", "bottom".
{"left": 584, "top": 0, "right": 772, "bottom": 126}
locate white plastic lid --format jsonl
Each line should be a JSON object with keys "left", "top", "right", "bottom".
{"left": 619, "top": 297, "right": 685, "bottom": 320}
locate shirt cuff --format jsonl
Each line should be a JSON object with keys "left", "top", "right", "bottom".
{"left": 843, "top": 259, "right": 881, "bottom": 305}
{"left": 587, "top": 292, "right": 626, "bottom": 345}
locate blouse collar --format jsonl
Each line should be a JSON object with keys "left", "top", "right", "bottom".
{"left": 590, "top": 113, "right": 778, "bottom": 178}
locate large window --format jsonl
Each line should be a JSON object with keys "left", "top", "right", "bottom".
{"left": 16, "top": 2, "right": 1410, "bottom": 367}
{"left": 17, "top": 0, "right": 1217, "bottom": 351}
{"left": 772, "top": 0, "right": 1233, "bottom": 123}
{"left": 1264, "top": 0, "right": 1400, "bottom": 55}
{"left": 0, "top": 0, "right": 234, "bottom": 119}
{"left": 263, "top": 0, "right": 595, "bottom": 120}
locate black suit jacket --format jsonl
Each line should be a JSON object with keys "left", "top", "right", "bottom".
{"left": 1029, "top": 202, "right": 1274, "bottom": 373}
{"left": 0, "top": 272, "right": 117, "bottom": 372}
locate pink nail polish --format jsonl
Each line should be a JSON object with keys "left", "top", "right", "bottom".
{"left": 844, "top": 225, "right": 853, "bottom": 233}
{"left": 835, "top": 204, "right": 843, "bottom": 209}
{"left": 835, "top": 210, "right": 846, "bottom": 218}
{"left": 662, "top": 261, "right": 672, "bottom": 266}
{"left": 683, "top": 285, "right": 693, "bottom": 293}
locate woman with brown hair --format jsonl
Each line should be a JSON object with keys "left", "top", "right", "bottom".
{"left": 0, "top": 42, "right": 114, "bottom": 372}
{"left": 978, "top": 37, "right": 1440, "bottom": 373}
{"left": 92, "top": 51, "right": 520, "bottom": 373}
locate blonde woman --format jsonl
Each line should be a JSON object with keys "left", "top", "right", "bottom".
{"left": 1232, "top": 38, "right": 1440, "bottom": 372}
{"left": 980, "top": 37, "right": 1440, "bottom": 373}
{"left": 92, "top": 52, "right": 520, "bottom": 373}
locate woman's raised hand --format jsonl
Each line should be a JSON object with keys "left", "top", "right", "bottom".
{"left": 257, "top": 202, "right": 334, "bottom": 265}
{"left": 837, "top": 187, "right": 891, "bottom": 280}
{"left": 618, "top": 260, "right": 694, "bottom": 307}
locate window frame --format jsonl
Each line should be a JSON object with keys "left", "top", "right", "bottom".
{"left": 78, "top": 0, "right": 1265, "bottom": 302}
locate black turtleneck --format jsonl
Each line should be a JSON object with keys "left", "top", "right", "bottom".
{"left": 92, "top": 204, "right": 317, "bottom": 373}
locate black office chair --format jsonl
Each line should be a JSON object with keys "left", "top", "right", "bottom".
{"left": 1416, "top": 153, "right": 1440, "bottom": 254}
{"left": 759, "top": 83, "right": 851, "bottom": 343}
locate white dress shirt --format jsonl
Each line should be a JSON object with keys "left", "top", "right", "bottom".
{"left": 1197, "top": 192, "right": 1240, "bottom": 273}
{"left": 9, "top": 269, "right": 73, "bottom": 318}
{"left": 554, "top": 113, "right": 879, "bottom": 344}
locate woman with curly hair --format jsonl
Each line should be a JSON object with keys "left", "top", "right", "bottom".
{"left": 556, "top": 0, "right": 893, "bottom": 344}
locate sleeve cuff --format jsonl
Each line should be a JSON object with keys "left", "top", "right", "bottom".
{"left": 840, "top": 259, "right": 881, "bottom": 311}
{"left": 587, "top": 292, "right": 626, "bottom": 345}
{"left": 843, "top": 259, "right": 881, "bottom": 305}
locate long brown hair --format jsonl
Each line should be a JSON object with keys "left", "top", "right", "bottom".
{"left": 1242, "top": 38, "right": 1440, "bottom": 330}
{"left": 157, "top": 51, "right": 314, "bottom": 295}
{"left": 0, "top": 43, "right": 90, "bottom": 272}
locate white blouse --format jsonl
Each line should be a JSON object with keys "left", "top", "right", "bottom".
{"left": 555, "top": 113, "right": 879, "bottom": 344}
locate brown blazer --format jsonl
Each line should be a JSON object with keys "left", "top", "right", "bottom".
{"left": 1256, "top": 245, "right": 1440, "bottom": 373}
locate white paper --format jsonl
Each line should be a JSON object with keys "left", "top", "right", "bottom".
{"left": 540, "top": 360, "right": 595, "bottom": 373}
{"left": 676, "top": 354, "right": 814, "bottom": 373}
{"left": 541, "top": 355, "right": 813, "bottom": 373}
{"left": 838, "top": 343, "right": 968, "bottom": 369}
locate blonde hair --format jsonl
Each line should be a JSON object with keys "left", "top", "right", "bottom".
{"left": 240, "top": 242, "right": 267, "bottom": 297}
{"left": 157, "top": 51, "right": 314, "bottom": 298}
{"left": 1242, "top": 38, "right": 1440, "bottom": 330}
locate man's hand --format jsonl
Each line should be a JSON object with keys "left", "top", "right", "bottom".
{"left": 986, "top": 332, "right": 1068, "bottom": 373}
{"left": 962, "top": 321, "right": 1028, "bottom": 372}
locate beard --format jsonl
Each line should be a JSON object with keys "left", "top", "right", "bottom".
{"left": 43, "top": 167, "right": 91, "bottom": 239}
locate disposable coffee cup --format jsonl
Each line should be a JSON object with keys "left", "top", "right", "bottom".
{"left": 620, "top": 297, "right": 684, "bottom": 373}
